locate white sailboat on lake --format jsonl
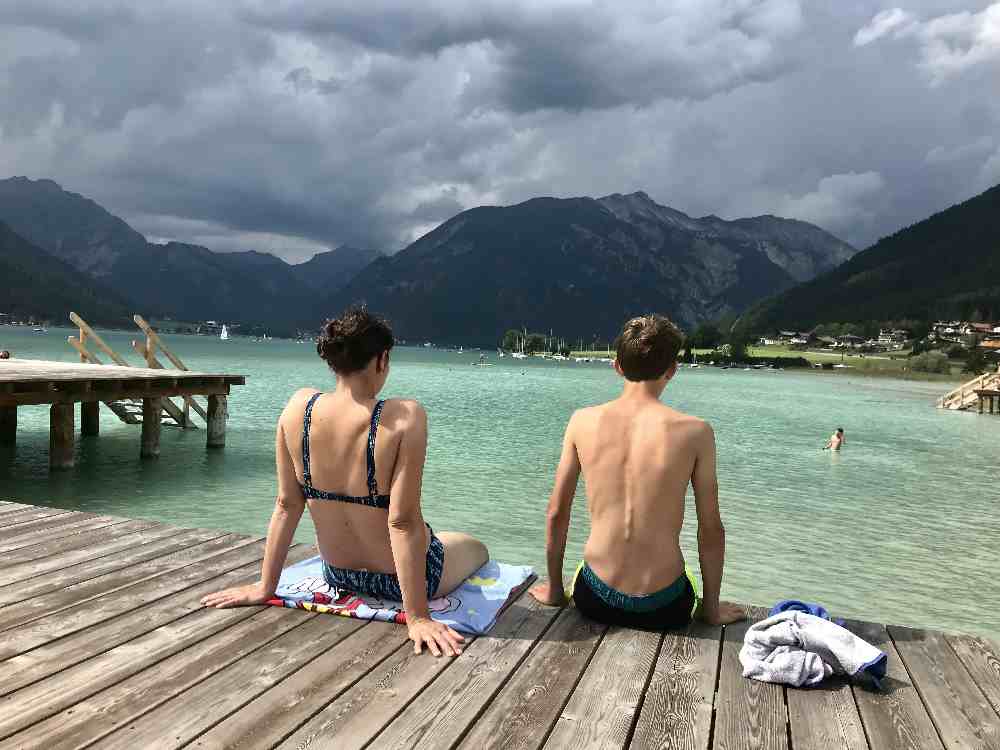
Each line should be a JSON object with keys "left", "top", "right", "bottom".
{"left": 220, "top": 325, "right": 229, "bottom": 341}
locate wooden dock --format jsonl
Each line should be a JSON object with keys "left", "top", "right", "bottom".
{"left": 0, "top": 360, "right": 245, "bottom": 469}
{"left": 0, "top": 502, "right": 998, "bottom": 749}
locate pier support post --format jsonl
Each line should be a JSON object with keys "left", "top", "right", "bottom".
{"left": 0, "top": 407, "right": 15, "bottom": 446}
{"left": 206, "top": 394, "right": 227, "bottom": 449}
{"left": 81, "top": 401, "right": 100, "bottom": 436}
{"left": 141, "top": 398, "right": 161, "bottom": 459}
{"left": 50, "top": 403, "right": 75, "bottom": 470}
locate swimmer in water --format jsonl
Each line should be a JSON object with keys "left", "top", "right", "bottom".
{"left": 824, "top": 427, "right": 845, "bottom": 451}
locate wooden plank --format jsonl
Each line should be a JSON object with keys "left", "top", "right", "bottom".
{"left": 194, "top": 620, "right": 407, "bottom": 749}
{"left": 847, "top": 620, "right": 944, "bottom": 750}
{"left": 95, "top": 614, "right": 370, "bottom": 749}
{"left": 786, "top": 677, "right": 868, "bottom": 750}
{"left": 0, "top": 512, "right": 98, "bottom": 547}
{"left": 0, "top": 505, "right": 72, "bottom": 529}
{"left": 70, "top": 312, "right": 131, "bottom": 366}
{"left": 0, "top": 521, "right": 178, "bottom": 586}
{"left": 0, "top": 534, "right": 261, "bottom": 656}
{"left": 0, "top": 526, "right": 212, "bottom": 605}
{"left": 543, "top": 625, "right": 661, "bottom": 749}
{"left": 0, "top": 551, "right": 307, "bottom": 697}
{"left": 293, "top": 595, "right": 561, "bottom": 750}
{"left": 455, "top": 605, "right": 607, "bottom": 750}
{"left": 712, "top": 606, "right": 788, "bottom": 750}
{"left": 275, "top": 642, "right": 448, "bottom": 750}
{"left": 888, "top": 625, "right": 1000, "bottom": 750}
{"left": 0, "top": 516, "right": 140, "bottom": 563}
{"left": 0, "top": 515, "right": 127, "bottom": 554}
{"left": 1, "top": 382, "right": 232, "bottom": 408}
{"left": 49, "top": 401, "right": 75, "bottom": 469}
{"left": 130, "top": 338, "right": 206, "bottom": 422}
{"left": 80, "top": 399, "right": 100, "bottom": 435}
{"left": 0, "top": 526, "right": 225, "bottom": 628}
{"left": 141, "top": 396, "right": 162, "bottom": 457}
{"left": 948, "top": 634, "right": 1000, "bottom": 717}
{"left": 0, "top": 404, "right": 14, "bottom": 444}
{"left": 207, "top": 393, "right": 227, "bottom": 448}
{"left": 630, "top": 620, "right": 723, "bottom": 750}
{"left": 0, "top": 547, "right": 316, "bottom": 747}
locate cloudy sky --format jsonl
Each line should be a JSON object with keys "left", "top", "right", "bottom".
{"left": 1, "top": 1, "right": 998, "bottom": 262}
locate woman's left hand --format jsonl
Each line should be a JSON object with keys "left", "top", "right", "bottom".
{"left": 200, "top": 582, "right": 272, "bottom": 608}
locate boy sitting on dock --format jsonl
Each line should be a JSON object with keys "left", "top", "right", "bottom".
{"left": 530, "top": 314, "right": 745, "bottom": 628}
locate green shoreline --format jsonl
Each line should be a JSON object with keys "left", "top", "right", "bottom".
{"left": 567, "top": 347, "right": 968, "bottom": 384}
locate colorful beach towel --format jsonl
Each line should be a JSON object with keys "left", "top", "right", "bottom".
{"left": 267, "top": 557, "right": 535, "bottom": 635}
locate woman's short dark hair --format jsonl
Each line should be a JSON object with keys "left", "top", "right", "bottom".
{"left": 317, "top": 306, "right": 394, "bottom": 374}
{"left": 615, "top": 314, "right": 685, "bottom": 382}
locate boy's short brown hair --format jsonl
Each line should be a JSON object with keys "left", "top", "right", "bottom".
{"left": 614, "top": 314, "right": 685, "bottom": 382}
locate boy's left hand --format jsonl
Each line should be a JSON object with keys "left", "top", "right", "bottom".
{"left": 529, "top": 581, "right": 567, "bottom": 606}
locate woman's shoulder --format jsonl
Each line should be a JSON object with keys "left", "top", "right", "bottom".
{"left": 379, "top": 397, "right": 426, "bottom": 426}
{"left": 280, "top": 388, "right": 321, "bottom": 419}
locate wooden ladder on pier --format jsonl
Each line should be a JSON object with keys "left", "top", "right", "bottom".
{"left": 937, "top": 366, "right": 1000, "bottom": 410}
{"left": 67, "top": 313, "right": 206, "bottom": 428}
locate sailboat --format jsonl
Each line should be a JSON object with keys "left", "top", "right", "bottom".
{"left": 511, "top": 328, "right": 528, "bottom": 359}
{"left": 497, "top": 347, "right": 505, "bottom": 358}
{"left": 220, "top": 325, "right": 229, "bottom": 341}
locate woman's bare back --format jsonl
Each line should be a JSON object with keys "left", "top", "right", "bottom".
{"left": 280, "top": 388, "right": 423, "bottom": 573}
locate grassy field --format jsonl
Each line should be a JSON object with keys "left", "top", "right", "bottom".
{"left": 567, "top": 345, "right": 969, "bottom": 383}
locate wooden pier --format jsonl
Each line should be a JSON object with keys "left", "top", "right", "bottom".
{"left": 976, "top": 389, "right": 1000, "bottom": 415}
{"left": 0, "top": 502, "right": 998, "bottom": 749}
{"left": 0, "top": 360, "right": 245, "bottom": 469}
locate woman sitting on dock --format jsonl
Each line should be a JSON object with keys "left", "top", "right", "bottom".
{"left": 202, "top": 306, "right": 489, "bottom": 657}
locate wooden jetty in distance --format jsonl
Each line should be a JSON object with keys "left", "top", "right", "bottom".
{"left": 937, "top": 366, "right": 1000, "bottom": 411}
{"left": 0, "top": 312, "right": 244, "bottom": 469}
{"left": 1, "top": 501, "right": 998, "bottom": 749}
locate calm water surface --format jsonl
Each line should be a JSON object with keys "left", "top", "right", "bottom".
{"left": 2, "top": 327, "right": 998, "bottom": 638}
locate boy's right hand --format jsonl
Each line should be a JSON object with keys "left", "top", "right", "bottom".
{"left": 698, "top": 600, "right": 746, "bottom": 625}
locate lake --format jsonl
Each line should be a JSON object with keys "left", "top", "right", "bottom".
{"left": 2, "top": 325, "right": 998, "bottom": 638}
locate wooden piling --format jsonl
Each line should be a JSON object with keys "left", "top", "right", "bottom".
{"left": 49, "top": 403, "right": 75, "bottom": 470}
{"left": 206, "top": 394, "right": 227, "bottom": 449}
{"left": 141, "top": 398, "right": 162, "bottom": 458}
{"left": 81, "top": 401, "right": 100, "bottom": 436}
{"left": 0, "top": 406, "right": 15, "bottom": 445}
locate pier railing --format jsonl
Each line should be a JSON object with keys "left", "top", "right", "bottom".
{"left": 937, "top": 367, "right": 1000, "bottom": 410}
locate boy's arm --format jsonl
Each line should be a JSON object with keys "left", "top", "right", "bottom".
{"left": 691, "top": 422, "right": 744, "bottom": 625}
{"left": 531, "top": 413, "right": 581, "bottom": 605}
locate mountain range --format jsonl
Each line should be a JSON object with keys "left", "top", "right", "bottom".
{"left": 0, "top": 177, "right": 379, "bottom": 333}
{"left": 0, "top": 176, "right": 855, "bottom": 340}
{"left": 738, "top": 183, "right": 1000, "bottom": 333}
{"left": 336, "top": 191, "right": 856, "bottom": 343}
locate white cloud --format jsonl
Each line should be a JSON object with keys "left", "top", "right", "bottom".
{"left": 778, "top": 172, "right": 887, "bottom": 234}
{"left": 855, "top": 3, "right": 1000, "bottom": 83}
{"left": 854, "top": 8, "right": 915, "bottom": 46}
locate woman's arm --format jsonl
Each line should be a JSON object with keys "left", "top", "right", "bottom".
{"left": 201, "top": 418, "right": 305, "bottom": 608}
{"left": 386, "top": 400, "right": 464, "bottom": 656}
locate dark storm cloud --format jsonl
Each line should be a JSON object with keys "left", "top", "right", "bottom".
{"left": 1, "top": 0, "right": 998, "bottom": 259}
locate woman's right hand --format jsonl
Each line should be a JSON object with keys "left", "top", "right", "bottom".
{"left": 200, "top": 582, "right": 273, "bottom": 609}
{"left": 407, "top": 616, "right": 466, "bottom": 656}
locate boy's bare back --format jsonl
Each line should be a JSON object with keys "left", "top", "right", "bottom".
{"left": 571, "top": 398, "right": 714, "bottom": 595}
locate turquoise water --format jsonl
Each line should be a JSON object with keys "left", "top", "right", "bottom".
{"left": 2, "top": 326, "right": 998, "bottom": 638}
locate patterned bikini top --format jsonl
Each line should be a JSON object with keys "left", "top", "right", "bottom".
{"left": 299, "top": 392, "right": 390, "bottom": 509}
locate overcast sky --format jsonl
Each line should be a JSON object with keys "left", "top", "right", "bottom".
{"left": 1, "top": 1, "right": 998, "bottom": 263}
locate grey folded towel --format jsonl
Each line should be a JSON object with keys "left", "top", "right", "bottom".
{"left": 739, "top": 611, "right": 887, "bottom": 687}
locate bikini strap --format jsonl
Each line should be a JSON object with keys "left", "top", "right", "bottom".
{"left": 301, "top": 392, "right": 323, "bottom": 488}
{"left": 367, "top": 400, "right": 385, "bottom": 499}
